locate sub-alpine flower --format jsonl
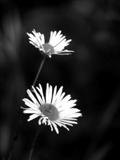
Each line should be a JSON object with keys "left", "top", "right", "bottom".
{"left": 21, "top": 83, "right": 82, "bottom": 134}
{"left": 27, "top": 29, "right": 74, "bottom": 58}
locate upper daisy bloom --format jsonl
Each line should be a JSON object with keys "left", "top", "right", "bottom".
{"left": 22, "top": 83, "right": 82, "bottom": 134}
{"left": 27, "top": 29, "right": 74, "bottom": 58}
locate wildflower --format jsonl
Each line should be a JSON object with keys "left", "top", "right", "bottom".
{"left": 22, "top": 83, "right": 82, "bottom": 134}
{"left": 27, "top": 29, "right": 74, "bottom": 58}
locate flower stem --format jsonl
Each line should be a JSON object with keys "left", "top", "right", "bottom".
{"left": 28, "top": 129, "right": 40, "bottom": 160}
{"left": 7, "top": 134, "right": 17, "bottom": 160}
{"left": 32, "top": 55, "right": 46, "bottom": 87}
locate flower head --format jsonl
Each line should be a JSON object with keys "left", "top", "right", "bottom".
{"left": 21, "top": 83, "right": 82, "bottom": 134}
{"left": 27, "top": 29, "right": 74, "bottom": 58}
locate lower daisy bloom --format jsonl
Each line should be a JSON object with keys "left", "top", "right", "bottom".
{"left": 27, "top": 29, "right": 74, "bottom": 58}
{"left": 21, "top": 83, "right": 82, "bottom": 134}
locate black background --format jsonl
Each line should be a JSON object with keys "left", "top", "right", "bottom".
{"left": 0, "top": 0, "right": 120, "bottom": 159}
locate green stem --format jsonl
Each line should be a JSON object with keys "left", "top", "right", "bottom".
{"left": 32, "top": 55, "right": 46, "bottom": 87}
{"left": 29, "top": 55, "right": 46, "bottom": 160}
{"left": 28, "top": 129, "right": 40, "bottom": 160}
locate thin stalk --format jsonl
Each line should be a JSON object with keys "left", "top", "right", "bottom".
{"left": 32, "top": 55, "right": 46, "bottom": 87}
{"left": 28, "top": 129, "right": 40, "bottom": 160}
{"left": 29, "top": 55, "right": 46, "bottom": 160}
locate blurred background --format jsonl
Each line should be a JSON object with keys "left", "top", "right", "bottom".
{"left": 0, "top": 0, "right": 120, "bottom": 159}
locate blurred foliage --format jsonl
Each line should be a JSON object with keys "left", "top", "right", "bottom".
{"left": 0, "top": 0, "right": 120, "bottom": 160}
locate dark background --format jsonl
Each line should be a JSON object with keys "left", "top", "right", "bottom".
{"left": 0, "top": 0, "right": 120, "bottom": 159}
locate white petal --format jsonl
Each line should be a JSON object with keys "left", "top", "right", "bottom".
{"left": 61, "top": 99, "right": 77, "bottom": 109}
{"left": 45, "top": 83, "right": 52, "bottom": 103}
{"left": 53, "top": 51, "right": 73, "bottom": 56}
{"left": 42, "top": 117, "right": 47, "bottom": 125}
{"left": 47, "top": 84, "right": 53, "bottom": 103}
{"left": 51, "top": 85, "right": 57, "bottom": 104}
{"left": 53, "top": 86, "right": 63, "bottom": 106}
{"left": 57, "top": 120, "right": 73, "bottom": 127}
{"left": 23, "top": 109, "right": 41, "bottom": 114}
{"left": 61, "top": 49, "right": 74, "bottom": 53}
{"left": 60, "top": 109, "right": 80, "bottom": 117}
{"left": 23, "top": 98, "right": 39, "bottom": 109}
{"left": 28, "top": 114, "right": 39, "bottom": 121}
{"left": 37, "top": 84, "right": 45, "bottom": 103}
{"left": 29, "top": 41, "right": 40, "bottom": 48}
{"left": 32, "top": 29, "right": 45, "bottom": 45}
{"left": 61, "top": 119, "right": 77, "bottom": 124}
{"left": 48, "top": 120, "right": 54, "bottom": 132}
{"left": 27, "top": 89, "right": 39, "bottom": 105}
{"left": 60, "top": 95, "right": 71, "bottom": 106}
{"left": 41, "top": 34, "right": 45, "bottom": 44}
{"left": 48, "top": 31, "right": 72, "bottom": 54}
{"left": 22, "top": 82, "right": 82, "bottom": 134}
{"left": 54, "top": 39, "right": 72, "bottom": 51}
{"left": 64, "top": 112, "right": 82, "bottom": 118}
{"left": 38, "top": 117, "right": 43, "bottom": 125}
{"left": 49, "top": 31, "right": 53, "bottom": 42}
{"left": 32, "top": 86, "right": 43, "bottom": 104}
{"left": 55, "top": 121, "right": 70, "bottom": 131}
{"left": 51, "top": 121, "right": 59, "bottom": 134}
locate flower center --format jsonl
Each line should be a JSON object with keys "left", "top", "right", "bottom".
{"left": 40, "top": 103, "right": 59, "bottom": 121}
{"left": 42, "top": 43, "right": 55, "bottom": 57}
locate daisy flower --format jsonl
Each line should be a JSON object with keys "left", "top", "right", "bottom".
{"left": 27, "top": 29, "right": 74, "bottom": 58}
{"left": 22, "top": 83, "right": 82, "bottom": 134}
